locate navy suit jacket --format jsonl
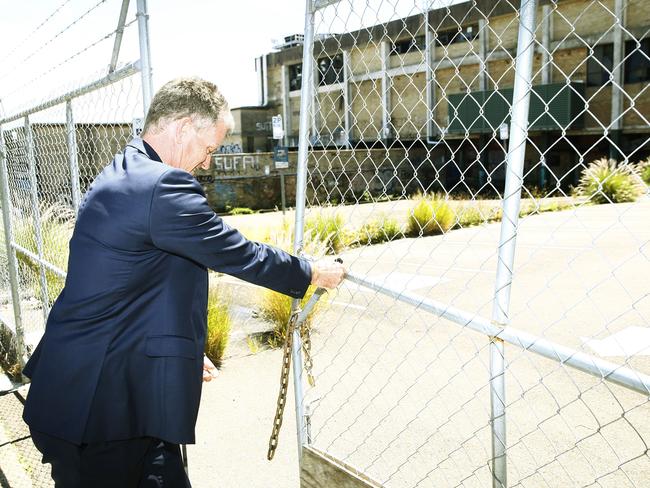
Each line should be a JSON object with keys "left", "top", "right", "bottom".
{"left": 22, "top": 138, "right": 311, "bottom": 445}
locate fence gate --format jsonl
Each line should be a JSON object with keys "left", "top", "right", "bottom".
{"left": 290, "top": 0, "right": 650, "bottom": 487}
{"left": 0, "top": 0, "right": 152, "bottom": 484}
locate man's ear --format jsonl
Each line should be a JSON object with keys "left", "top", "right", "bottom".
{"left": 174, "top": 117, "right": 193, "bottom": 144}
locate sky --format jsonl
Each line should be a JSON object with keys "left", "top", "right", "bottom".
{"left": 0, "top": 0, "right": 306, "bottom": 115}
{"left": 0, "top": 0, "right": 466, "bottom": 119}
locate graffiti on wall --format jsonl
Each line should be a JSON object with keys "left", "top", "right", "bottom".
{"left": 217, "top": 143, "right": 243, "bottom": 154}
{"left": 212, "top": 154, "right": 262, "bottom": 172}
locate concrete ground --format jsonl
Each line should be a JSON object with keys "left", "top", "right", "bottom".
{"left": 182, "top": 198, "right": 650, "bottom": 487}
{"left": 1, "top": 198, "right": 648, "bottom": 487}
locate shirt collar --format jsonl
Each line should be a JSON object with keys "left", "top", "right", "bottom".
{"left": 142, "top": 139, "right": 162, "bottom": 163}
{"left": 126, "top": 137, "right": 163, "bottom": 163}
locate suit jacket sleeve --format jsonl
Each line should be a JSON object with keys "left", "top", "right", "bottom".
{"left": 149, "top": 168, "right": 312, "bottom": 298}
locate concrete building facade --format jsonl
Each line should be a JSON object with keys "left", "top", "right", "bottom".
{"left": 254, "top": 0, "right": 649, "bottom": 194}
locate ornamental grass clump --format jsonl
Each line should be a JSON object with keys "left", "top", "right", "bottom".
{"left": 456, "top": 202, "right": 503, "bottom": 227}
{"left": 228, "top": 207, "right": 254, "bottom": 215}
{"left": 576, "top": 158, "right": 645, "bottom": 204}
{"left": 204, "top": 286, "right": 232, "bottom": 368}
{"left": 356, "top": 216, "right": 403, "bottom": 245}
{"left": 257, "top": 221, "right": 330, "bottom": 347}
{"left": 406, "top": 195, "right": 455, "bottom": 236}
{"left": 260, "top": 284, "right": 320, "bottom": 348}
{"left": 637, "top": 157, "right": 650, "bottom": 186}
{"left": 305, "top": 209, "right": 345, "bottom": 254}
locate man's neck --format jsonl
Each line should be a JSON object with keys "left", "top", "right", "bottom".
{"left": 142, "top": 133, "right": 174, "bottom": 167}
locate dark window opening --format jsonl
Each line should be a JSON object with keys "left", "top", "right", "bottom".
{"left": 289, "top": 63, "right": 302, "bottom": 91}
{"left": 624, "top": 38, "right": 650, "bottom": 83}
{"left": 391, "top": 35, "right": 425, "bottom": 55}
{"left": 586, "top": 43, "right": 614, "bottom": 86}
{"left": 318, "top": 53, "right": 344, "bottom": 86}
{"left": 435, "top": 24, "right": 478, "bottom": 47}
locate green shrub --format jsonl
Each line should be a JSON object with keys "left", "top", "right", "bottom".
{"left": 576, "top": 158, "right": 645, "bottom": 204}
{"left": 305, "top": 209, "right": 345, "bottom": 254}
{"left": 13, "top": 204, "right": 74, "bottom": 304}
{"left": 229, "top": 207, "right": 254, "bottom": 215}
{"left": 204, "top": 287, "right": 232, "bottom": 368}
{"left": 356, "top": 216, "right": 403, "bottom": 245}
{"left": 638, "top": 158, "right": 650, "bottom": 186}
{"left": 406, "top": 196, "right": 455, "bottom": 236}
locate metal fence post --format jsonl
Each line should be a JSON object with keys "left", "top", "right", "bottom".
{"left": 342, "top": 50, "right": 352, "bottom": 147}
{"left": 489, "top": 1, "right": 538, "bottom": 487}
{"left": 24, "top": 116, "right": 51, "bottom": 324}
{"left": 609, "top": 0, "right": 626, "bottom": 159}
{"left": 292, "top": 0, "right": 318, "bottom": 463}
{"left": 66, "top": 100, "right": 82, "bottom": 214}
{"left": 136, "top": 0, "right": 154, "bottom": 115}
{"left": 0, "top": 124, "right": 26, "bottom": 371}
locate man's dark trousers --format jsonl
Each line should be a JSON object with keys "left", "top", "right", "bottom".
{"left": 30, "top": 428, "right": 191, "bottom": 487}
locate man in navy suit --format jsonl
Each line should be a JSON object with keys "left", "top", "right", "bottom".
{"left": 22, "top": 77, "right": 346, "bottom": 487}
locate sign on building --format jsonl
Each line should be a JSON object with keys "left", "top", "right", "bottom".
{"left": 272, "top": 115, "right": 284, "bottom": 140}
{"left": 273, "top": 146, "right": 289, "bottom": 169}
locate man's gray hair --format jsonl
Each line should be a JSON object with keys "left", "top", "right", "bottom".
{"left": 142, "top": 77, "right": 230, "bottom": 134}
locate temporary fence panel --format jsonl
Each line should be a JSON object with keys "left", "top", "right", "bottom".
{"left": 0, "top": 0, "right": 152, "bottom": 485}
{"left": 288, "top": 0, "right": 650, "bottom": 487}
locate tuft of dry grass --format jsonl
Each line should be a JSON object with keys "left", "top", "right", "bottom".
{"left": 455, "top": 203, "right": 502, "bottom": 227}
{"left": 204, "top": 286, "right": 232, "bottom": 368}
{"left": 355, "top": 215, "right": 404, "bottom": 245}
{"left": 406, "top": 195, "right": 455, "bottom": 236}
{"left": 259, "top": 284, "right": 328, "bottom": 348}
{"left": 305, "top": 208, "right": 346, "bottom": 254}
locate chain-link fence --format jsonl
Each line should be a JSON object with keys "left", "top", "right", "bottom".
{"left": 0, "top": 0, "right": 151, "bottom": 484}
{"left": 287, "top": 0, "right": 650, "bottom": 486}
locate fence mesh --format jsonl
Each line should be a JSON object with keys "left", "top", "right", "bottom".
{"left": 0, "top": 0, "right": 144, "bottom": 484}
{"left": 292, "top": 0, "right": 650, "bottom": 486}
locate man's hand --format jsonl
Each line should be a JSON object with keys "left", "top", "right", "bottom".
{"left": 203, "top": 355, "right": 217, "bottom": 382}
{"left": 310, "top": 259, "right": 347, "bottom": 289}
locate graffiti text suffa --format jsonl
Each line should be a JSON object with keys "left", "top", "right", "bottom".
{"left": 212, "top": 155, "right": 261, "bottom": 171}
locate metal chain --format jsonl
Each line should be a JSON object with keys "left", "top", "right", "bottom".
{"left": 300, "top": 320, "right": 315, "bottom": 387}
{"left": 267, "top": 285, "right": 328, "bottom": 460}
{"left": 267, "top": 311, "right": 299, "bottom": 460}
